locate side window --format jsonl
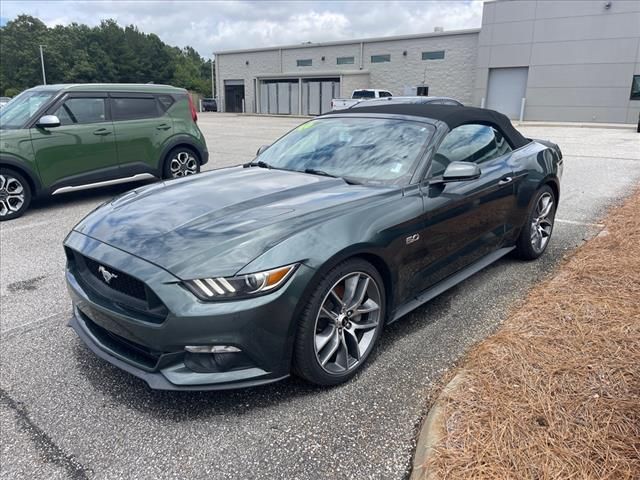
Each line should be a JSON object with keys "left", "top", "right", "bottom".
{"left": 157, "top": 95, "right": 175, "bottom": 112}
{"left": 53, "top": 98, "right": 106, "bottom": 126}
{"left": 379, "top": 91, "right": 392, "bottom": 98}
{"left": 431, "top": 124, "right": 512, "bottom": 177}
{"left": 111, "top": 97, "right": 161, "bottom": 121}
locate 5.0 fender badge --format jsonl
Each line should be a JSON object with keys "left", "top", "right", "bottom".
{"left": 406, "top": 233, "right": 420, "bottom": 245}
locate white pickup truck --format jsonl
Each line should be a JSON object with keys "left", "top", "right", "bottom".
{"left": 331, "top": 89, "right": 392, "bottom": 111}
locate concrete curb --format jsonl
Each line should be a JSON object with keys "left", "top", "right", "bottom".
{"left": 410, "top": 372, "right": 467, "bottom": 480}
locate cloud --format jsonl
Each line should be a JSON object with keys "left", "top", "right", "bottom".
{"left": 0, "top": 1, "right": 483, "bottom": 57}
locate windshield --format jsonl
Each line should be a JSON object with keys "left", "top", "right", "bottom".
{"left": 255, "top": 117, "right": 434, "bottom": 185}
{"left": 0, "top": 90, "right": 56, "bottom": 129}
{"left": 352, "top": 90, "right": 375, "bottom": 99}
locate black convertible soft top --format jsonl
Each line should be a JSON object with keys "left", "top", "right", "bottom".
{"left": 331, "top": 104, "right": 531, "bottom": 149}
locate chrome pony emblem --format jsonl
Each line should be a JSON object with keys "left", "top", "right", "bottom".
{"left": 98, "top": 265, "right": 118, "bottom": 284}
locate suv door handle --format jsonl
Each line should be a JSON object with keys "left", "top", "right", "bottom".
{"left": 156, "top": 124, "right": 171, "bottom": 130}
{"left": 93, "top": 128, "right": 112, "bottom": 136}
{"left": 498, "top": 176, "right": 513, "bottom": 185}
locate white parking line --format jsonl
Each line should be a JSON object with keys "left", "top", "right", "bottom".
{"left": 555, "top": 218, "right": 605, "bottom": 228}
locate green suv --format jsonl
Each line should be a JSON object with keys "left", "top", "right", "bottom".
{"left": 0, "top": 84, "right": 209, "bottom": 220}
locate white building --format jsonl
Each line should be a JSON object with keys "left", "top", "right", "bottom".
{"left": 214, "top": 0, "right": 640, "bottom": 123}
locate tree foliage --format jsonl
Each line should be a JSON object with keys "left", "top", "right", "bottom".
{"left": 0, "top": 15, "right": 213, "bottom": 97}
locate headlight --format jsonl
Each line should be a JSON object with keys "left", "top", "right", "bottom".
{"left": 183, "top": 264, "right": 298, "bottom": 301}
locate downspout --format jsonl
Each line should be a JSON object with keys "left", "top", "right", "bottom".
{"left": 359, "top": 42, "right": 364, "bottom": 70}
{"left": 279, "top": 48, "right": 283, "bottom": 73}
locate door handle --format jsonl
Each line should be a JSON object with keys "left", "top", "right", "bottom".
{"left": 156, "top": 124, "right": 171, "bottom": 130}
{"left": 93, "top": 128, "right": 112, "bottom": 136}
{"left": 498, "top": 176, "right": 513, "bottom": 185}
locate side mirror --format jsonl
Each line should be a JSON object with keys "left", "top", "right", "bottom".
{"left": 256, "top": 144, "right": 270, "bottom": 156}
{"left": 441, "top": 161, "right": 481, "bottom": 182}
{"left": 36, "top": 115, "right": 61, "bottom": 129}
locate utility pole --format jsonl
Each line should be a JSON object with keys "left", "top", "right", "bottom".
{"left": 39, "top": 45, "right": 47, "bottom": 85}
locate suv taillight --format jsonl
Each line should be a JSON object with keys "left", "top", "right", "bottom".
{"left": 188, "top": 94, "right": 198, "bottom": 122}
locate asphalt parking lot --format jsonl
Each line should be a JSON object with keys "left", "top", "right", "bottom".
{"left": 1, "top": 113, "right": 639, "bottom": 479}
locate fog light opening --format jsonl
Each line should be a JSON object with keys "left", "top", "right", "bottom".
{"left": 185, "top": 345, "right": 241, "bottom": 354}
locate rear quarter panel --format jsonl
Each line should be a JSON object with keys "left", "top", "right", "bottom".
{"left": 506, "top": 141, "right": 562, "bottom": 243}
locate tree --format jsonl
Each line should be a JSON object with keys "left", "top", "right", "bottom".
{"left": 0, "top": 15, "right": 213, "bottom": 96}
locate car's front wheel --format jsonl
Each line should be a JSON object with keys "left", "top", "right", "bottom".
{"left": 294, "top": 259, "right": 386, "bottom": 386}
{"left": 515, "top": 185, "right": 556, "bottom": 260}
{"left": 0, "top": 168, "right": 32, "bottom": 221}
{"left": 163, "top": 146, "right": 200, "bottom": 179}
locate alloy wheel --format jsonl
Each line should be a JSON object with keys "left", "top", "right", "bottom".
{"left": 0, "top": 174, "right": 25, "bottom": 217}
{"left": 530, "top": 192, "right": 554, "bottom": 253}
{"left": 313, "top": 271, "right": 382, "bottom": 374}
{"left": 169, "top": 151, "right": 198, "bottom": 177}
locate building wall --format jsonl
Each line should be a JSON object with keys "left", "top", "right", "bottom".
{"left": 474, "top": 0, "right": 640, "bottom": 123}
{"left": 215, "top": 30, "right": 479, "bottom": 113}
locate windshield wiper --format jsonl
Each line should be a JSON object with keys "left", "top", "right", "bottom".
{"left": 243, "top": 160, "right": 272, "bottom": 169}
{"left": 304, "top": 168, "right": 362, "bottom": 185}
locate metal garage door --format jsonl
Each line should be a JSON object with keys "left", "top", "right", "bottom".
{"left": 259, "top": 80, "right": 299, "bottom": 114}
{"left": 302, "top": 78, "right": 340, "bottom": 115}
{"left": 486, "top": 67, "right": 528, "bottom": 120}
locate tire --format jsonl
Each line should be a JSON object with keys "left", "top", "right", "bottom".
{"left": 0, "top": 168, "right": 32, "bottom": 221}
{"left": 162, "top": 146, "right": 200, "bottom": 179}
{"left": 515, "top": 185, "right": 556, "bottom": 260}
{"left": 293, "top": 258, "right": 386, "bottom": 386}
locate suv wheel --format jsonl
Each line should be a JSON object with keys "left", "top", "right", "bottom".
{"left": 515, "top": 185, "right": 556, "bottom": 260}
{"left": 163, "top": 147, "right": 200, "bottom": 179}
{"left": 0, "top": 168, "right": 32, "bottom": 221}
{"left": 294, "top": 259, "right": 385, "bottom": 386}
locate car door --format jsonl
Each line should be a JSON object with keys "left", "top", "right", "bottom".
{"left": 415, "top": 124, "right": 515, "bottom": 290}
{"left": 30, "top": 93, "right": 118, "bottom": 190}
{"left": 109, "top": 93, "right": 174, "bottom": 175}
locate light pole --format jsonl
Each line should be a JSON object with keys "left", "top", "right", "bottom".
{"left": 39, "top": 45, "right": 47, "bottom": 85}
{"left": 210, "top": 55, "right": 215, "bottom": 99}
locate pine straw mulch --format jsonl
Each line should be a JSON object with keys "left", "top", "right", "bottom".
{"left": 427, "top": 191, "right": 640, "bottom": 480}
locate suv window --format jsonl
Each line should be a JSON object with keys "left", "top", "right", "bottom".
{"left": 53, "top": 98, "right": 107, "bottom": 125}
{"left": 111, "top": 97, "right": 161, "bottom": 121}
{"left": 431, "top": 124, "right": 512, "bottom": 177}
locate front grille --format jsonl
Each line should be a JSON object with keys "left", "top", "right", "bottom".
{"left": 82, "top": 256, "right": 146, "bottom": 301}
{"left": 67, "top": 248, "right": 168, "bottom": 324}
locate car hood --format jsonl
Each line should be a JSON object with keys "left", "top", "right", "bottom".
{"left": 74, "top": 166, "right": 391, "bottom": 279}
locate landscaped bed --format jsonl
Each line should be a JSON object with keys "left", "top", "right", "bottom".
{"left": 423, "top": 191, "right": 640, "bottom": 479}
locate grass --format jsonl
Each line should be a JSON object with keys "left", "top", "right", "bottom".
{"left": 427, "top": 191, "right": 640, "bottom": 479}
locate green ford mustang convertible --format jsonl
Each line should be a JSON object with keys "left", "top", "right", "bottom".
{"left": 64, "top": 104, "right": 562, "bottom": 390}
{"left": 0, "top": 83, "right": 208, "bottom": 220}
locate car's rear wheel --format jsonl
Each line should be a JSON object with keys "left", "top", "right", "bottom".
{"left": 515, "top": 185, "right": 556, "bottom": 260}
{"left": 293, "top": 259, "right": 385, "bottom": 386}
{"left": 0, "top": 168, "right": 31, "bottom": 221}
{"left": 163, "top": 146, "right": 200, "bottom": 179}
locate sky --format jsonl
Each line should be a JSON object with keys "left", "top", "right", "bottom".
{"left": 0, "top": 1, "right": 483, "bottom": 58}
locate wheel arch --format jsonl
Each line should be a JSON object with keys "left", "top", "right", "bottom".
{"left": 0, "top": 157, "right": 43, "bottom": 197}
{"left": 158, "top": 136, "right": 207, "bottom": 172}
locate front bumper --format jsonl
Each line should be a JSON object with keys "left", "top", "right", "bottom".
{"left": 64, "top": 231, "right": 313, "bottom": 391}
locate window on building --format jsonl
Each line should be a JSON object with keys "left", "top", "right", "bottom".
{"left": 337, "top": 56, "right": 355, "bottom": 65}
{"left": 371, "top": 54, "right": 391, "bottom": 63}
{"left": 297, "top": 59, "right": 312, "bottom": 67}
{"left": 53, "top": 98, "right": 106, "bottom": 125}
{"left": 631, "top": 75, "right": 640, "bottom": 100}
{"left": 431, "top": 124, "right": 512, "bottom": 177}
{"left": 111, "top": 97, "right": 160, "bottom": 121}
{"left": 422, "top": 50, "right": 445, "bottom": 60}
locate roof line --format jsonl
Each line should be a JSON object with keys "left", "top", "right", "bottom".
{"left": 213, "top": 28, "right": 480, "bottom": 56}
